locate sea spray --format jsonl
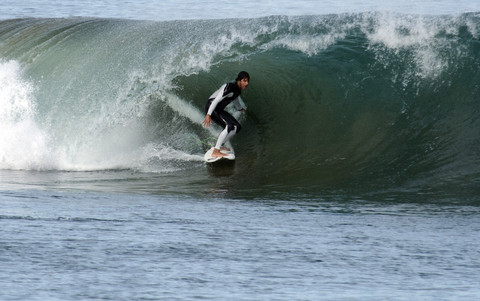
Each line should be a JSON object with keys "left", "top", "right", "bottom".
{"left": 0, "top": 60, "right": 54, "bottom": 170}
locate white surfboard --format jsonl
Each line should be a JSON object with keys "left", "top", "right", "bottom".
{"left": 204, "top": 147, "right": 235, "bottom": 163}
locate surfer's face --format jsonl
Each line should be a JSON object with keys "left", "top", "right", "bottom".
{"left": 238, "top": 78, "right": 249, "bottom": 90}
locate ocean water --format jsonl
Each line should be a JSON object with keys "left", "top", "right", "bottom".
{"left": 1, "top": 1, "right": 480, "bottom": 300}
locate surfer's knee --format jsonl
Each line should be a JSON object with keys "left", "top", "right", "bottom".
{"left": 228, "top": 124, "right": 241, "bottom": 134}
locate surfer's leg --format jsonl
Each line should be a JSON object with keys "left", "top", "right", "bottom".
{"left": 220, "top": 111, "right": 241, "bottom": 134}
{"left": 222, "top": 127, "right": 237, "bottom": 146}
{"left": 207, "top": 111, "right": 228, "bottom": 156}
{"left": 209, "top": 110, "right": 226, "bottom": 128}
{"left": 209, "top": 110, "right": 240, "bottom": 157}
{"left": 216, "top": 111, "right": 241, "bottom": 149}
{"left": 214, "top": 127, "right": 230, "bottom": 150}
{"left": 214, "top": 126, "right": 237, "bottom": 151}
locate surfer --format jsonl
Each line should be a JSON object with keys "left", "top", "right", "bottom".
{"left": 202, "top": 71, "right": 249, "bottom": 158}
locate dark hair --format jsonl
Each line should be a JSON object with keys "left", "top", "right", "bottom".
{"left": 236, "top": 71, "right": 250, "bottom": 82}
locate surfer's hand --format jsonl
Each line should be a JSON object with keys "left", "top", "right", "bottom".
{"left": 202, "top": 114, "right": 212, "bottom": 128}
{"left": 241, "top": 108, "right": 246, "bottom": 113}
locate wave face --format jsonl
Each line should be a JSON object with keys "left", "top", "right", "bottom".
{"left": 1, "top": 13, "right": 479, "bottom": 194}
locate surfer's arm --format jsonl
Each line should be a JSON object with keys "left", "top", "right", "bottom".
{"left": 206, "top": 84, "right": 227, "bottom": 116}
{"left": 202, "top": 114, "right": 212, "bottom": 128}
{"left": 232, "top": 96, "right": 246, "bottom": 112}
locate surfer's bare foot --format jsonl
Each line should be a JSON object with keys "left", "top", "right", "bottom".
{"left": 212, "top": 148, "right": 228, "bottom": 157}
{"left": 220, "top": 146, "right": 231, "bottom": 152}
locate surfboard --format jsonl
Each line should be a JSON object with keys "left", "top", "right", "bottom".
{"left": 204, "top": 147, "right": 235, "bottom": 163}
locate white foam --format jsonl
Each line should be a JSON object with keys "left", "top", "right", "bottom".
{"left": 0, "top": 60, "right": 56, "bottom": 170}
{"left": 363, "top": 13, "right": 460, "bottom": 79}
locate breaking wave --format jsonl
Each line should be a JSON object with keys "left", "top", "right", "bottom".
{"left": 1, "top": 13, "right": 479, "bottom": 193}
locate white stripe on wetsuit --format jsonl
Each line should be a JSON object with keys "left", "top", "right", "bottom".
{"left": 207, "top": 84, "right": 227, "bottom": 116}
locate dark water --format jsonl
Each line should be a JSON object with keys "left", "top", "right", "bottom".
{"left": 1, "top": 13, "right": 480, "bottom": 300}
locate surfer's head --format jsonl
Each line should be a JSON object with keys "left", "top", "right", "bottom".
{"left": 236, "top": 71, "right": 250, "bottom": 90}
{"left": 236, "top": 71, "right": 250, "bottom": 82}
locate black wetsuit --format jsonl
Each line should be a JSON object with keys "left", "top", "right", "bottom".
{"left": 204, "top": 82, "right": 245, "bottom": 149}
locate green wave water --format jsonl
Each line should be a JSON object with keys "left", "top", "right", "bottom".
{"left": 1, "top": 13, "right": 479, "bottom": 197}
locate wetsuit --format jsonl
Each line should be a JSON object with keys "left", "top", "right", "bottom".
{"left": 204, "top": 82, "right": 246, "bottom": 150}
